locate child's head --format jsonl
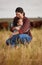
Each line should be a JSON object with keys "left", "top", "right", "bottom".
{"left": 17, "top": 18, "right": 23, "bottom": 26}
{"left": 14, "top": 17, "right": 23, "bottom": 26}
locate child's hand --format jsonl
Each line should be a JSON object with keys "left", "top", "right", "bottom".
{"left": 9, "top": 35, "right": 12, "bottom": 38}
{"left": 9, "top": 33, "right": 13, "bottom": 38}
{"left": 15, "top": 27, "right": 20, "bottom": 30}
{"left": 9, "top": 33, "right": 15, "bottom": 38}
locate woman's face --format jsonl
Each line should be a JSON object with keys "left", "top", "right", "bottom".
{"left": 16, "top": 12, "right": 24, "bottom": 19}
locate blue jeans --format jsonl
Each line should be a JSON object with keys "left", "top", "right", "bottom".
{"left": 6, "top": 34, "right": 19, "bottom": 46}
{"left": 6, "top": 34, "right": 32, "bottom": 46}
{"left": 18, "top": 34, "right": 32, "bottom": 44}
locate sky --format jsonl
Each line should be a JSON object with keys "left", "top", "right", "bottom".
{"left": 0, "top": 0, "right": 42, "bottom": 18}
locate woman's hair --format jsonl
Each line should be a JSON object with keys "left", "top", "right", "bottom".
{"left": 15, "top": 7, "right": 25, "bottom": 16}
{"left": 23, "top": 12, "right": 25, "bottom": 16}
{"left": 15, "top": 7, "right": 24, "bottom": 13}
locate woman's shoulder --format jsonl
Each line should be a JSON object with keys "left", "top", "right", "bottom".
{"left": 23, "top": 17, "right": 29, "bottom": 20}
{"left": 23, "top": 17, "right": 30, "bottom": 22}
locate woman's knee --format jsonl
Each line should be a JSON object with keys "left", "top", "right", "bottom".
{"left": 26, "top": 35, "right": 32, "bottom": 42}
{"left": 18, "top": 34, "right": 32, "bottom": 43}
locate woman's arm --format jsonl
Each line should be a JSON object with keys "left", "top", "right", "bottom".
{"left": 19, "top": 18, "right": 30, "bottom": 34}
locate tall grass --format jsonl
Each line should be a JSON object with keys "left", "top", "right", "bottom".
{"left": 0, "top": 28, "right": 42, "bottom": 65}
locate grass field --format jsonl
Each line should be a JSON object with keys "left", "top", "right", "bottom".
{"left": 0, "top": 28, "right": 42, "bottom": 65}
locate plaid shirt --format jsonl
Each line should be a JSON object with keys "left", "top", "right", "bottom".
{"left": 11, "top": 17, "right": 32, "bottom": 38}
{"left": 19, "top": 17, "right": 32, "bottom": 38}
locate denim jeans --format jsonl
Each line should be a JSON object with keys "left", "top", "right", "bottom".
{"left": 6, "top": 34, "right": 19, "bottom": 46}
{"left": 18, "top": 34, "right": 32, "bottom": 44}
{"left": 6, "top": 34, "right": 32, "bottom": 46}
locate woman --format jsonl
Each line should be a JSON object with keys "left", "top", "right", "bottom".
{"left": 6, "top": 7, "right": 32, "bottom": 46}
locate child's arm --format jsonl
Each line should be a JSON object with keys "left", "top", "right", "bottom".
{"left": 15, "top": 27, "right": 20, "bottom": 30}
{"left": 10, "top": 31, "right": 19, "bottom": 38}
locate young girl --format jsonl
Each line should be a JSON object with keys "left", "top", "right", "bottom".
{"left": 13, "top": 17, "right": 23, "bottom": 32}
{"left": 6, "top": 17, "right": 23, "bottom": 47}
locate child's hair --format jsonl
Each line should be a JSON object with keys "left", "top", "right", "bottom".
{"left": 14, "top": 17, "right": 20, "bottom": 23}
{"left": 13, "top": 17, "right": 21, "bottom": 26}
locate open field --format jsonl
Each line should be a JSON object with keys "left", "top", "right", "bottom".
{"left": 0, "top": 28, "right": 42, "bottom": 65}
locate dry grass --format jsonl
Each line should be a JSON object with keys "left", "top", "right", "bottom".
{"left": 0, "top": 28, "right": 42, "bottom": 65}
